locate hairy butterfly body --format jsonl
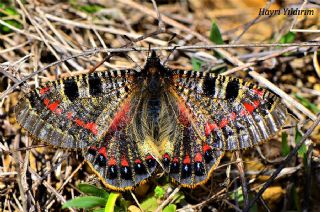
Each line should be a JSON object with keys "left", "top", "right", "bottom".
{"left": 15, "top": 51, "right": 288, "bottom": 190}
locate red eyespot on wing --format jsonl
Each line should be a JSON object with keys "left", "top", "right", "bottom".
{"left": 195, "top": 152, "right": 203, "bottom": 162}
{"left": 253, "top": 88, "right": 263, "bottom": 97}
{"left": 110, "top": 101, "right": 131, "bottom": 131}
{"left": 55, "top": 108, "right": 63, "bottom": 115}
{"left": 75, "top": 118, "right": 85, "bottom": 127}
{"left": 66, "top": 112, "right": 73, "bottom": 120}
{"left": 253, "top": 100, "right": 260, "bottom": 107}
{"left": 230, "top": 112, "right": 237, "bottom": 121}
{"left": 205, "top": 122, "right": 218, "bottom": 136}
{"left": 135, "top": 159, "right": 142, "bottom": 164}
{"left": 98, "top": 147, "right": 107, "bottom": 158}
{"left": 43, "top": 98, "right": 50, "bottom": 106}
{"left": 146, "top": 154, "right": 154, "bottom": 160}
{"left": 163, "top": 153, "right": 170, "bottom": 159}
{"left": 219, "top": 118, "right": 228, "bottom": 128}
{"left": 85, "top": 122, "right": 98, "bottom": 135}
{"left": 183, "top": 155, "right": 191, "bottom": 164}
{"left": 243, "top": 102, "right": 255, "bottom": 114}
{"left": 121, "top": 158, "right": 129, "bottom": 167}
{"left": 39, "top": 87, "right": 50, "bottom": 95}
{"left": 178, "top": 102, "right": 190, "bottom": 126}
{"left": 203, "top": 144, "right": 212, "bottom": 153}
{"left": 108, "top": 157, "right": 117, "bottom": 166}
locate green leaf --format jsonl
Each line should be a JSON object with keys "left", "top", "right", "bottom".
{"left": 171, "top": 192, "right": 185, "bottom": 205}
{"left": 279, "top": 31, "right": 296, "bottom": 44}
{"left": 105, "top": 192, "right": 121, "bottom": 212}
{"left": 79, "top": 4, "right": 104, "bottom": 14}
{"left": 163, "top": 204, "right": 176, "bottom": 212}
{"left": 78, "top": 183, "right": 109, "bottom": 199}
{"left": 281, "top": 132, "right": 290, "bottom": 156}
{"left": 210, "top": 21, "right": 224, "bottom": 44}
{"left": 294, "top": 94, "right": 320, "bottom": 114}
{"left": 191, "top": 57, "right": 203, "bottom": 71}
{"left": 119, "top": 197, "right": 129, "bottom": 212}
{"left": 94, "top": 208, "right": 106, "bottom": 212}
{"left": 141, "top": 196, "right": 158, "bottom": 212}
{"left": 295, "top": 128, "right": 307, "bottom": 158}
{"left": 62, "top": 196, "right": 107, "bottom": 209}
{"left": 0, "top": 19, "right": 22, "bottom": 34}
{"left": 154, "top": 186, "right": 165, "bottom": 199}
{"left": 295, "top": 127, "right": 307, "bottom": 158}
{"left": 5, "top": 7, "right": 18, "bottom": 15}
{"left": 230, "top": 187, "right": 244, "bottom": 204}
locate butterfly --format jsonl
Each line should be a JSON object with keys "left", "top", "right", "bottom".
{"left": 15, "top": 50, "right": 288, "bottom": 191}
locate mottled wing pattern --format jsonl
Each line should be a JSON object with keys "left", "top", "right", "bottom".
{"left": 15, "top": 54, "right": 289, "bottom": 191}
{"left": 157, "top": 90, "right": 224, "bottom": 187}
{"left": 84, "top": 93, "right": 158, "bottom": 190}
{"left": 15, "top": 70, "right": 135, "bottom": 149}
{"left": 172, "top": 70, "right": 288, "bottom": 151}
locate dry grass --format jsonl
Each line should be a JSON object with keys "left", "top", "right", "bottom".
{"left": 0, "top": 0, "right": 320, "bottom": 211}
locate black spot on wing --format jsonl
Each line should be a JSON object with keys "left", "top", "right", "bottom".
{"left": 28, "top": 92, "right": 40, "bottom": 108}
{"left": 225, "top": 80, "right": 239, "bottom": 100}
{"left": 203, "top": 76, "right": 216, "bottom": 96}
{"left": 89, "top": 73, "right": 102, "bottom": 96}
{"left": 63, "top": 78, "right": 79, "bottom": 102}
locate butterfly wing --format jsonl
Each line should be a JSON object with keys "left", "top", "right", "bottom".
{"left": 172, "top": 70, "right": 288, "bottom": 151}
{"left": 15, "top": 69, "right": 159, "bottom": 190}
{"left": 157, "top": 89, "right": 224, "bottom": 187}
{"left": 159, "top": 69, "right": 288, "bottom": 187}
{"left": 15, "top": 70, "right": 135, "bottom": 149}
{"left": 84, "top": 91, "right": 158, "bottom": 190}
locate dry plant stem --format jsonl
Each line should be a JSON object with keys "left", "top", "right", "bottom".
{"left": 232, "top": 0, "right": 273, "bottom": 43}
{"left": 16, "top": 0, "right": 71, "bottom": 74}
{"left": 89, "top": 25, "right": 166, "bottom": 73}
{"left": 3, "top": 144, "right": 48, "bottom": 154}
{"left": 155, "top": 187, "right": 180, "bottom": 212}
{"left": 259, "top": 196, "right": 271, "bottom": 212}
{"left": 0, "top": 40, "right": 31, "bottom": 54}
{"left": 150, "top": 0, "right": 165, "bottom": 31}
{"left": 244, "top": 113, "right": 320, "bottom": 212}
{"left": 46, "top": 161, "right": 85, "bottom": 208}
{"left": 235, "top": 151, "right": 249, "bottom": 210}
{"left": 130, "top": 191, "right": 143, "bottom": 211}
{"left": 13, "top": 151, "right": 27, "bottom": 212}
{"left": 223, "top": 199, "right": 242, "bottom": 212}
{"left": 1, "top": 40, "right": 317, "bottom": 100}
{"left": 44, "top": 14, "right": 167, "bottom": 46}
{"left": 190, "top": 188, "right": 227, "bottom": 210}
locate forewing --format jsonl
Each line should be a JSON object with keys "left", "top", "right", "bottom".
{"left": 172, "top": 70, "right": 288, "bottom": 151}
{"left": 15, "top": 70, "right": 135, "bottom": 149}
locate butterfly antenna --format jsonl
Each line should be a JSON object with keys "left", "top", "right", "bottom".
{"left": 163, "top": 33, "right": 178, "bottom": 66}
{"left": 124, "top": 53, "right": 142, "bottom": 72}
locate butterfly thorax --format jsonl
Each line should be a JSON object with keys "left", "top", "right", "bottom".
{"left": 140, "top": 51, "right": 170, "bottom": 96}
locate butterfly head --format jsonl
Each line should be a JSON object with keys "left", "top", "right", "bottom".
{"left": 142, "top": 50, "right": 167, "bottom": 94}
{"left": 145, "top": 50, "right": 162, "bottom": 74}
